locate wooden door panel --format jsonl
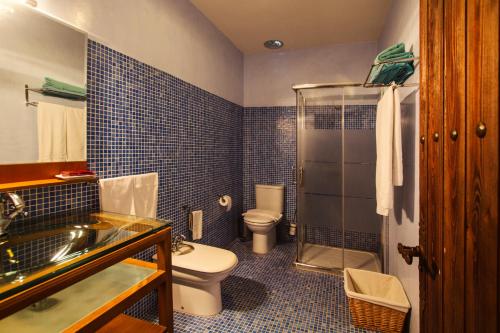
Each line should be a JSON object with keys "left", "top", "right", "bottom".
{"left": 425, "top": 1, "right": 445, "bottom": 332}
{"left": 465, "top": 0, "right": 499, "bottom": 332}
{"left": 443, "top": 0, "right": 466, "bottom": 331}
{"left": 418, "top": 0, "right": 429, "bottom": 331}
{"left": 420, "top": 0, "right": 499, "bottom": 332}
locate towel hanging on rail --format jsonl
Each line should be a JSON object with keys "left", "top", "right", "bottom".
{"left": 37, "top": 102, "right": 66, "bottom": 162}
{"left": 375, "top": 84, "right": 403, "bottom": 216}
{"left": 37, "top": 101, "right": 86, "bottom": 161}
{"left": 66, "top": 107, "right": 86, "bottom": 161}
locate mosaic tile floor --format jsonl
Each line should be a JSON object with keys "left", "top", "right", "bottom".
{"left": 172, "top": 240, "right": 373, "bottom": 333}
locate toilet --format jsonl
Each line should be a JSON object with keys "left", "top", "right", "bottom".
{"left": 243, "top": 184, "right": 284, "bottom": 254}
{"left": 154, "top": 241, "right": 238, "bottom": 316}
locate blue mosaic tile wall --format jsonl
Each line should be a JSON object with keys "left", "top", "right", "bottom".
{"left": 243, "top": 105, "right": 380, "bottom": 251}
{"left": 86, "top": 41, "right": 243, "bottom": 248}
{"left": 243, "top": 107, "right": 297, "bottom": 242}
{"left": 15, "top": 183, "right": 99, "bottom": 221}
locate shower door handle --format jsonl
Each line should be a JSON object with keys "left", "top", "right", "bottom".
{"left": 298, "top": 166, "right": 304, "bottom": 186}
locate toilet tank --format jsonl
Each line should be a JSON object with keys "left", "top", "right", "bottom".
{"left": 255, "top": 184, "right": 285, "bottom": 213}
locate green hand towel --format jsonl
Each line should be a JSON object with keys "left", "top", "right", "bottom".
{"left": 42, "top": 77, "right": 86, "bottom": 97}
{"left": 41, "top": 87, "right": 86, "bottom": 98}
{"left": 372, "top": 63, "right": 414, "bottom": 85}
{"left": 368, "top": 64, "right": 384, "bottom": 83}
{"left": 376, "top": 43, "right": 405, "bottom": 63}
{"left": 380, "top": 51, "right": 414, "bottom": 63}
{"left": 393, "top": 63, "right": 414, "bottom": 84}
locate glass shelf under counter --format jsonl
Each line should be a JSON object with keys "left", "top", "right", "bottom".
{"left": 0, "top": 259, "right": 160, "bottom": 332}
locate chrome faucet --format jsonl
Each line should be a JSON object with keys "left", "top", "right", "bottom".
{"left": 0, "top": 192, "right": 26, "bottom": 236}
{"left": 172, "top": 234, "right": 186, "bottom": 252}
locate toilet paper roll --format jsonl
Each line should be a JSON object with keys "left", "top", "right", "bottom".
{"left": 219, "top": 195, "right": 232, "bottom": 212}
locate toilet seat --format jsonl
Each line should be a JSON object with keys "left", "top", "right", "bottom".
{"left": 243, "top": 209, "right": 282, "bottom": 224}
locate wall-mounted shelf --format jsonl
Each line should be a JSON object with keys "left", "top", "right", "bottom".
{"left": 25, "top": 84, "right": 87, "bottom": 107}
{"left": 0, "top": 176, "right": 98, "bottom": 192}
{"left": 0, "top": 161, "right": 92, "bottom": 192}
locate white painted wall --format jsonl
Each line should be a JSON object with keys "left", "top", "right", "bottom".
{"left": 243, "top": 42, "right": 378, "bottom": 107}
{"left": 377, "top": 1, "right": 420, "bottom": 332}
{"left": 36, "top": 0, "right": 244, "bottom": 105}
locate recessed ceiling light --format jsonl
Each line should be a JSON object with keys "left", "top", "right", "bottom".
{"left": 264, "top": 40, "right": 284, "bottom": 49}
{"left": 25, "top": 0, "right": 37, "bottom": 7}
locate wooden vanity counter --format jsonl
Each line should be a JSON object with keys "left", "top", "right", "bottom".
{"left": 0, "top": 212, "right": 173, "bottom": 332}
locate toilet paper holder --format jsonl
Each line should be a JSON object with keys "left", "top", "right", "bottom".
{"left": 218, "top": 195, "right": 232, "bottom": 211}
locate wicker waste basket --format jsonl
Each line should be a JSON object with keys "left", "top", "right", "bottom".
{"left": 344, "top": 268, "right": 411, "bottom": 333}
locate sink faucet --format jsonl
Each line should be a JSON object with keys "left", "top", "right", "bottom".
{"left": 0, "top": 192, "right": 26, "bottom": 236}
{"left": 172, "top": 234, "right": 186, "bottom": 252}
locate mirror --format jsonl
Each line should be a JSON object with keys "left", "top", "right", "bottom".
{"left": 0, "top": 1, "right": 87, "bottom": 164}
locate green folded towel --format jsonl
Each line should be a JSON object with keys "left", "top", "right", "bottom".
{"left": 42, "top": 77, "right": 86, "bottom": 97}
{"left": 368, "top": 44, "right": 415, "bottom": 84}
{"left": 372, "top": 63, "right": 414, "bottom": 85}
{"left": 368, "top": 64, "right": 384, "bottom": 83}
{"left": 375, "top": 43, "right": 406, "bottom": 63}
{"left": 380, "top": 51, "right": 415, "bottom": 63}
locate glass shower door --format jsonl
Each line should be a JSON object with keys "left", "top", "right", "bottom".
{"left": 296, "top": 88, "right": 344, "bottom": 271}
{"left": 342, "top": 87, "right": 382, "bottom": 272}
{"left": 295, "top": 85, "right": 384, "bottom": 274}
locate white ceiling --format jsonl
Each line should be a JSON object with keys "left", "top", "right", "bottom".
{"left": 190, "top": 0, "right": 393, "bottom": 54}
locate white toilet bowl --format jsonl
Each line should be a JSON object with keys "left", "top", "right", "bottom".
{"left": 243, "top": 184, "right": 285, "bottom": 254}
{"left": 244, "top": 209, "right": 282, "bottom": 254}
{"left": 155, "top": 241, "right": 238, "bottom": 316}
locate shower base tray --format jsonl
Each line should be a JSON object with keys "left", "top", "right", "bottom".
{"left": 295, "top": 243, "right": 381, "bottom": 274}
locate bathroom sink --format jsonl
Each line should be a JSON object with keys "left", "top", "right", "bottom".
{"left": 173, "top": 243, "right": 195, "bottom": 256}
{"left": 0, "top": 214, "right": 120, "bottom": 286}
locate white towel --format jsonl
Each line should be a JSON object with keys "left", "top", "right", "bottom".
{"left": 99, "top": 175, "right": 135, "bottom": 215}
{"left": 392, "top": 88, "right": 403, "bottom": 186}
{"left": 133, "top": 172, "right": 158, "bottom": 218}
{"left": 66, "top": 107, "right": 87, "bottom": 161}
{"left": 375, "top": 85, "right": 403, "bottom": 216}
{"left": 189, "top": 210, "right": 203, "bottom": 240}
{"left": 37, "top": 102, "right": 66, "bottom": 162}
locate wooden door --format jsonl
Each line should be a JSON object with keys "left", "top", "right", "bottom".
{"left": 419, "top": 0, "right": 499, "bottom": 332}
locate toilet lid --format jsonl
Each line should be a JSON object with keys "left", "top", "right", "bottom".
{"left": 171, "top": 241, "right": 238, "bottom": 274}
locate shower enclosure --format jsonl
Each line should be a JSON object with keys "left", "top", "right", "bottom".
{"left": 294, "top": 83, "right": 386, "bottom": 274}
